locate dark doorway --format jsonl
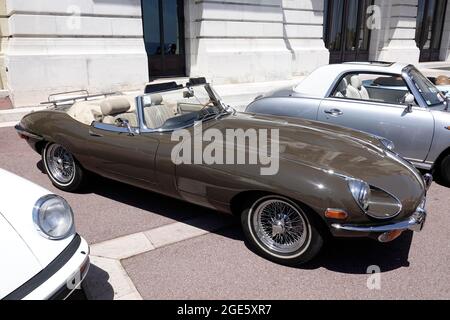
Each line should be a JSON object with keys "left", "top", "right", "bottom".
{"left": 416, "top": 0, "right": 448, "bottom": 62}
{"left": 142, "top": 0, "right": 186, "bottom": 78}
{"left": 324, "top": 0, "right": 373, "bottom": 64}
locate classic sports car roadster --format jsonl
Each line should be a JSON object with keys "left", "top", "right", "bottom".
{"left": 246, "top": 62, "right": 450, "bottom": 186}
{"left": 16, "top": 79, "right": 430, "bottom": 265}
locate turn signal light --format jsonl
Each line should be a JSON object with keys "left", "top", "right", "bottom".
{"left": 378, "top": 230, "right": 403, "bottom": 243}
{"left": 325, "top": 209, "right": 348, "bottom": 220}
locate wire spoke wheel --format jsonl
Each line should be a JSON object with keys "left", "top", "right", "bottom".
{"left": 252, "top": 199, "right": 308, "bottom": 254}
{"left": 45, "top": 144, "right": 75, "bottom": 184}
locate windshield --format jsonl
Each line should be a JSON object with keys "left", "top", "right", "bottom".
{"left": 408, "top": 68, "right": 445, "bottom": 107}
{"left": 139, "top": 83, "right": 229, "bottom": 131}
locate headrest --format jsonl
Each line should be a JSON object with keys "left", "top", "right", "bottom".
{"left": 100, "top": 97, "right": 131, "bottom": 116}
{"left": 350, "top": 75, "right": 362, "bottom": 90}
{"left": 338, "top": 78, "right": 348, "bottom": 93}
{"left": 150, "top": 94, "right": 163, "bottom": 105}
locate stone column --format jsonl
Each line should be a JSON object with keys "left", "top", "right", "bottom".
{"left": 281, "top": 0, "right": 329, "bottom": 75}
{"left": 370, "top": 0, "right": 420, "bottom": 63}
{"left": 186, "top": 0, "right": 292, "bottom": 84}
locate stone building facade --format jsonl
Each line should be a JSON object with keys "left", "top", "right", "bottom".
{"left": 1, "top": 0, "right": 449, "bottom": 107}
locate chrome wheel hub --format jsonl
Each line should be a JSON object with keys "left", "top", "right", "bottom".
{"left": 272, "top": 220, "right": 286, "bottom": 237}
{"left": 252, "top": 199, "right": 308, "bottom": 254}
{"left": 46, "top": 144, "right": 75, "bottom": 184}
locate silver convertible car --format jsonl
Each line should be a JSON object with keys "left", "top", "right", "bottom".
{"left": 246, "top": 62, "right": 450, "bottom": 186}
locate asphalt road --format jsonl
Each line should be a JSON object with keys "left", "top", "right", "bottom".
{"left": 1, "top": 126, "right": 449, "bottom": 299}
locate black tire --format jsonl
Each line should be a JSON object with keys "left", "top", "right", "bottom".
{"left": 439, "top": 154, "right": 450, "bottom": 187}
{"left": 42, "top": 142, "right": 85, "bottom": 192}
{"left": 241, "top": 195, "right": 324, "bottom": 266}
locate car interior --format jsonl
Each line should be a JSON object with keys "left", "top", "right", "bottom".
{"left": 66, "top": 91, "right": 208, "bottom": 129}
{"left": 333, "top": 73, "right": 414, "bottom": 106}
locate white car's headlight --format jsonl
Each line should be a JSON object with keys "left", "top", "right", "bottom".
{"left": 347, "top": 178, "right": 371, "bottom": 211}
{"left": 380, "top": 138, "right": 395, "bottom": 151}
{"left": 33, "top": 195, "right": 74, "bottom": 240}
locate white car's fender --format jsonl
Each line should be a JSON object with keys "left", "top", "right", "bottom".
{"left": 0, "top": 169, "right": 74, "bottom": 266}
{"left": 0, "top": 214, "right": 42, "bottom": 298}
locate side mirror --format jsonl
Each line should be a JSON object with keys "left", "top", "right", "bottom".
{"left": 403, "top": 93, "right": 415, "bottom": 113}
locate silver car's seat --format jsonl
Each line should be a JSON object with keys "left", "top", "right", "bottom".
{"left": 347, "top": 75, "right": 370, "bottom": 100}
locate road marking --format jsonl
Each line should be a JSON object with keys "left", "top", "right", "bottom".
{"left": 91, "top": 232, "right": 155, "bottom": 260}
{"left": 145, "top": 214, "right": 233, "bottom": 249}
{"left": 83, "top": 214, "right": 235, "bottom": 300}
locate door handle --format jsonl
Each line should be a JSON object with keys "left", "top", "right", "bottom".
{"left": 324, "top": 109, "right": 343, "bottom": 116}
{"left": 89, "top": 129, "right": 103, "bottom": 137}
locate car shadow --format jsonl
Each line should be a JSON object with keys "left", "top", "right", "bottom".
{"left": 77, "top": 168, "right": 242, "bottom": 241}
{"left": 237, "top": 226, "right": 413, "bottom": 274}
{"left": 82, "top": 263, "right": 115, "bottom": 300}
{"left": 303, "top": 231, "right": 413, "bottom": 274}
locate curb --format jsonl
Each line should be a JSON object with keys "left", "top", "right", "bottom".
{"left": 82, "top": 214, "right": 235, "bottom": 300}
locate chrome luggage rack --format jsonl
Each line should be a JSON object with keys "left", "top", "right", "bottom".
{"left": 41, "top": 90, "right": 122, "bottom": 107}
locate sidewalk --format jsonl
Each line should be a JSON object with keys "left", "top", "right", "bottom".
{"left": 0, "top": 77, "right": 303, "bottom": 126}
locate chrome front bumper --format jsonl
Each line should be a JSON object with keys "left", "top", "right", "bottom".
{"left": 331, "top": 207, "right": 427, "bottom": 234}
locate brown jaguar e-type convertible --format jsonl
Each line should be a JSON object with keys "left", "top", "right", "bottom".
{"left": 16, "top": 79, "right": 431, "bottom": 265}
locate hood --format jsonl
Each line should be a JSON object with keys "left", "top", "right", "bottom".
{"left": 0, "top": 214, "right": 42, "bottom": 299}
{"left": 0, "top": 169, "right": 74, "bottom": 268}
{"left": 210, "top": 113, "right": 425, "bottom": 202}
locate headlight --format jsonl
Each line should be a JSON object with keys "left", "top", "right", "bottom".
{"left": 33, "top": 195, "right": 74, "bottom": 240}
{"left": 347, "top": 178, "right": 371, "bottom": 211}
{"left": 380, "top": 138, "right": 395, "bottom": 151}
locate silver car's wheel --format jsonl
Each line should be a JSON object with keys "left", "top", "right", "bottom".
{"left": 241, "top": 195, "right": 324, "bottom": 266}
{"left": 252, "top": 199, "right": 308, "bottom": 254}
{"left": 42, "top": 143, "right": 85, "bottom": 191}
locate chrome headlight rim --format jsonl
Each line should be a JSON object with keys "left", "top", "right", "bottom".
{"left": 347, "top": 178, "right": 371, "bottom": 212}
{"left": 32, "top": 194, "right": 75, "bottom": 240}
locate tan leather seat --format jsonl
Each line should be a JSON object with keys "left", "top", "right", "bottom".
{"left": 142, "top": 94, "right": 176, "bottom": 129}
{"left": 67, "top": 101, "right": 103, "bottom": 125}
{"left": 100, "top": 97, "right": 138, "bottom": 127}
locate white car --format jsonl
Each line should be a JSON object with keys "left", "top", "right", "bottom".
{"left": 0, "top": 169, "right": 89, "bottom": 300}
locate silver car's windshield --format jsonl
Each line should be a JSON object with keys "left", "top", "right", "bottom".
{"left": 409, "top": 68, "right": 445, "bottom": 107}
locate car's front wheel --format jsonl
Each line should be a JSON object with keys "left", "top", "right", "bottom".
{"left": 42, "top": 143, "right": 85, "bottom": 192}
{"left": 241, "top": 195, "right": 324, "bottom": 266}
{"left": 439, "top": 154, "right": 450, "bottom": 187}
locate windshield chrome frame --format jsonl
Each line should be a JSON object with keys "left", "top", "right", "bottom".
{"left": 136, "top": 82, "right": 225, "bottom": 134}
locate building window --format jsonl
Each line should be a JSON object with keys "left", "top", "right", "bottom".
{"left": 142, "top": 0, "right": 186, "bottom": 78}
{"left": 416, "top": 0, "right": 448, "bottom": 62}
{"left": 324, "top": 0, "right": 373, "bottom": 64}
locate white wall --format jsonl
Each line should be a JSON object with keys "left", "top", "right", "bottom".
{"left": 186, "top": 0, "right": 328, "bottom": 84}
{"left": 1, "top": 0, "right": 148, "bottom": 107}
{"left": 370, "top": 0, "right": 420, "bottom": 63}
